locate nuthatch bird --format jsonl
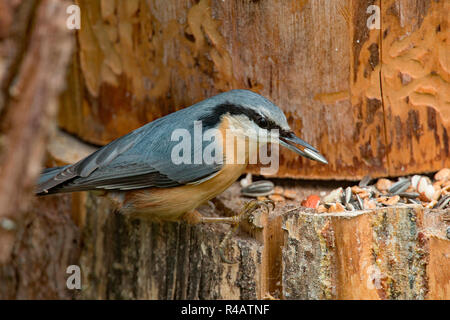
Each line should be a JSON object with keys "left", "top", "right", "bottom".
{"left": 37, "top": 90, "right": 327, "bottom": 226}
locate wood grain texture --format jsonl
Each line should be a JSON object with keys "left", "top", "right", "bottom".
{"left": 58, "top": 0, "right": 394, "bottom": 180}
{"left": 282, "top": 206, "right": 449, "bottom": 300}
{"left": 59, "top": 0, "right": 449, "bottom": 179}
{"left": 78, "top": 195, "right": 263, "bottom": 300}
{"left": 380, "top": 0, "right": 450, "bottom": 175}
{"left": 0, "top": 194, "right": 80, "bottom": 299}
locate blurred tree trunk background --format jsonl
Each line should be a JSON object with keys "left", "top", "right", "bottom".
{"left": 0, "top": 0, "right": 448, "bottom": 299}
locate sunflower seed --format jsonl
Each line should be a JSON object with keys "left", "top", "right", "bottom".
{"left": 350, "top": 199, "right": 360, "bottom": 210}
{"left": 241, "top": 180, "right": 274, "bottom": 197}
{"left": 345, "top": 203, "right": 355, "bottom": 211}
{"left": 435, "top": 195, "right": 450, "bottom": 209}
{"left": 344, "top": 187, "right": 352, "bottom": 204}
{"left": 359, "top": 175, "right": 372, "bottom": 187}
{"left": 368, "top": 185, "right": 381, "bottom": 198}
{"left": 388, "top": 179, "right": 411, "bottom": 195}
{"left": 356, "top": 194, "right": 364, "bottom": 210}
{"left": 397, "top": 192, "right": 420, "bottom": 199}
{"left": 408, "top": 198, "right": 421, "bottom": 205}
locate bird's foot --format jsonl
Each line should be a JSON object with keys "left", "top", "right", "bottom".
{"left": 218, "top": 199, "right": 274, "bottom": 264}
{"left": 182, "top": 200, "right": 274, "bottom": 263}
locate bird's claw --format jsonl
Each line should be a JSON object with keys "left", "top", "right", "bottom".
{"left": 219, "top": 199, "right": 275, "bottom": 264}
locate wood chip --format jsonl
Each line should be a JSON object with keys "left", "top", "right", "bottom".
{"left": 358, "top": 190, "right": 371, "bottom": 199}
{"left": 434, "top": 168, "right": 450, "bottom": 181}
{"left": 317, "top": 205, "right": 327, "bottom": 213}
{"left": 433, "top": 181, "right": 445, "bottom": 188}
{"left": 269, "top": 194, "right": 285, "bottom": 202}
{"left": 273, "top": 186, "right": 284, "bottom": 195}
{"left": 426, "top": 200, "right": 437, "bottom": 209}
{"left": 335, "top": 203, "right": 345, "bottom": 212}
{"left": 363, "top": 198, "right": 377, "bottom": 209}
{"left": 378, "top": 195, "right": 400, "bottom": 206}
{"left": 327, "top": 204, "right": 337, "bottom": 213}
{"left": 326, "top": 203, "right": 345, "bottom": 213}
{"left": 351, "top": 186, "right": 365, "bottom": 194}
{"left": 376, "top": 178, "right": 392, "bottom": 191}
{"left": 283, "top": 189, "right": 297, "bottom": 200}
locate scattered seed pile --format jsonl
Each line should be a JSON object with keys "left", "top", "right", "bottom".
{"left": 240, "top": 169, "right": 450, "bottom": 212}
{"left": 315, "top": 168, "right": 450, "bottom": 213}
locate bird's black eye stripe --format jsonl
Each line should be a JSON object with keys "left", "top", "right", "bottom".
{"left": 199, "top": 102, "right": 281, "bottom": 131}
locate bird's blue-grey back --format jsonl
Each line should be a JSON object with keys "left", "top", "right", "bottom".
{"left": 37, "top": 90, "right": 280, "bottom": 194}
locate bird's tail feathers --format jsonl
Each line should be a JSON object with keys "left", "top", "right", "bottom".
{"left": 36, "top": 165, "right": 70, "bottom": 195}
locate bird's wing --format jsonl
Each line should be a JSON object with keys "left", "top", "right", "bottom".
{"left": 38, "top": 115, "right": 224, "bottom": 194}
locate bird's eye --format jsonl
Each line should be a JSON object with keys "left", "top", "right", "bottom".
{"left": 258, "top": 117, "right": 268, "bottom": 128}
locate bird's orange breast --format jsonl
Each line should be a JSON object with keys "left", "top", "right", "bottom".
{"left": 114, "top": 117, "right": 249, "bottom": 220}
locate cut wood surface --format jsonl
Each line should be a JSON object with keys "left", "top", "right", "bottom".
{"left": 282, "top": 206, "right": 449, "bottom": 299}
{"left": 381, "top": 0, "right": 450, "bottom": 175}
{"left": 59, "top": 0, "right": 449, "bottom": 180}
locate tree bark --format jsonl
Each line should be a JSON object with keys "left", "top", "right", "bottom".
{"left": 0, "top": 0, "right": 74, "bottom": 263}
{"left": 78, "top": 194, "right": 263, "bottom": 300}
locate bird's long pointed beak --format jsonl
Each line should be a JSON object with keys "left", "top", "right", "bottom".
{"left": 279, "top": 133, "right": 328, "bottom": 164}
